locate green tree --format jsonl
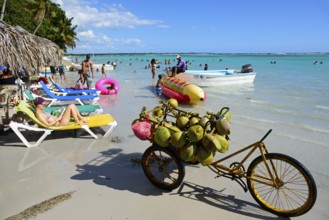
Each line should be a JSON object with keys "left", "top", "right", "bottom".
{"left": 38, "top": 7, "right": 78, "bottom": 51}
{"left": 0, "top": 0, "right": 78, "bottom": 52}
{"left": 26, "top": 0, "right": 57, "bottom": 34}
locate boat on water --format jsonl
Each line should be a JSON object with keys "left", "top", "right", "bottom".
{"left": 176, "top": 64, "right": 256, "bottom": 87}
{"left": 40, "top": 57, "right": 115, "bottom": 74}
{"left": 69, "top": 63, "right": 115, "bottom": 71}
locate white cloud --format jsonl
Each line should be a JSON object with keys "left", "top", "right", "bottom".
{"left": 55, "top": 1, "right": 164, "bottom": 52}
{"left": 98, "top": 35, "right": 142, "bottom": 47}
{"left": 78, "top": 30, "right": 95, "bottom": 39}
{"left": 56, "top": 1, "right": 163, "bottom": 29}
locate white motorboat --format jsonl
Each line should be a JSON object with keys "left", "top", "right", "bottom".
{"left": 69, "top": 61, "right": 114, "bottom": 71}
{"left": 176, "top": 64, "right": 256, "bottom": 87}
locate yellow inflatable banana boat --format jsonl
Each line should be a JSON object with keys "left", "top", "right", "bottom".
{"left": 160, "top": 76, "right": 206, "bottom": 105}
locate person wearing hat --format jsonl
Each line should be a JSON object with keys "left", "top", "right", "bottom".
{"left": 170, "top": 55, "right": 186, "bottom": 77}
{"left": 81, "top": 54, "right": 94, "bottom": 89}
{"left": 34, "top": 97, "right": 87, "bottom": 126}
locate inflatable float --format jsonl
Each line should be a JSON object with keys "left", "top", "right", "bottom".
{"left": 160, "top": 76, "right": 206, "bottom": 105}
{"left": 95, "top": 78, "right": 119, "bottom": 95}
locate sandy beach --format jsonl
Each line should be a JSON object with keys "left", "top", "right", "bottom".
{"left": 1, "top": 66, "right": 329, "bottom": 220}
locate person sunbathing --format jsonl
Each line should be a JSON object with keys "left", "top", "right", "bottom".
{"left": 34, "top": 97, "right": 87, "bottom": 126}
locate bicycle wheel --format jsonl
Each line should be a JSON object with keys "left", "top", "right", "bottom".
{"left": 142, "top": 145, "right": 185, "bottom": 191}
{"left": 247, "top": 153, "right": 317, "bottom": 217}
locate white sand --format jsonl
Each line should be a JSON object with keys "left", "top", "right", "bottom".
{"left": 0, "top": 73, "right": 328, "bottom": 220}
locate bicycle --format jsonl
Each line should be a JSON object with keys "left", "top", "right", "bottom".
{"left": 133, "top": 100, "right": 317, "bottom": 217}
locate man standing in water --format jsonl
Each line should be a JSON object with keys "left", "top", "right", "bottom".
{"left": 81, "top": 54, "right": 94, "bottom": 89}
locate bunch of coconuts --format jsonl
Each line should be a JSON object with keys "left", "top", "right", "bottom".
{"left": 151, "top": 99, "right": 231, "bottom": 166}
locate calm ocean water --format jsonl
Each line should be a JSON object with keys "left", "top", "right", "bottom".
{"left": 64, "top": 53, "right": 329, "bottom": 187}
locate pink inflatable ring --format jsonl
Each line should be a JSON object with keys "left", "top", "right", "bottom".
{"left": 95, "top": 78, "right": 119, "bottom": 95}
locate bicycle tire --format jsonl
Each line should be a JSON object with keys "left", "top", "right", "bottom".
{"left": 142, "top": 145, "right": 185, "bottom": 191}
{"left": 247, "top": 153, "right": 317, "bottom": 217}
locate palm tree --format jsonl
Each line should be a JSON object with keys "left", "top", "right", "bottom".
{"left": 39, "top": 7, "right": 77, "bottom": 52}
{"left": 0, "top": 0, "right": 7, "bottom": 21}
{"left": 27, "top": 0, "right": 57, "bottom": 34}
{"left": 53, "top": 9, "right": 78, "bottom": 51}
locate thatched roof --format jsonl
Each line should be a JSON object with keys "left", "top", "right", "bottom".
{"left": 0, "top": 21, "right": 63, "bottom": 74}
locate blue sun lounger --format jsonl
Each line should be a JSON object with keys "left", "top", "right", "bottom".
{"left": 48, "top": 77, "right": 101, "bottom": 95}
{"left": 38, "top": 81, "right": 99, "bottom": 106}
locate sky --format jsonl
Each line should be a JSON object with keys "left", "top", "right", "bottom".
{"left": 53, "top": 0, "right": 329, "bottom": 54}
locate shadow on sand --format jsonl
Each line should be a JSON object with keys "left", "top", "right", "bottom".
{"left": 71, "top": 147, "right": 288, "bottom": 219}
{"left": 0, "top": 127, "right": 107, "bottom": 148}
{"left": 171, "top": 181, "right": 288, "bottom": 220}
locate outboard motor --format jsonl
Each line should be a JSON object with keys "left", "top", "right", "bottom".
{"left": 241, "top": 64, "right": 253, "bottom": 73}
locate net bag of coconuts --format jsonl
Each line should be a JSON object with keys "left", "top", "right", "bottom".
{"left": 131, "top": 98, "right": 231, "bottom": 166}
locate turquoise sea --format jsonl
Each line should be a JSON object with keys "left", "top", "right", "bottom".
{"left": 65, "top": 53, "right": 329, "bottom": 188}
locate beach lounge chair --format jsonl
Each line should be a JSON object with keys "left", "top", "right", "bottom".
{"left": 38, "top": 81, "right": 99, "bottom": 106}
{"left": 48, "top": 77, "right": 101, "bottom": 95}
{"left": 9, "top": 101, "right": 117, "bottom": 148}
{"left": 22, "top": 89, "right": 103, "bottom": 115}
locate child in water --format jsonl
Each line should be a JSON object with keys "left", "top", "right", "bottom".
{"left": 155, "top": 74, "right": 162, "bottom": 96}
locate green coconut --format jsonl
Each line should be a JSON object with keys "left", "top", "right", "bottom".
{"left": 168, "top": 98, "right": 179, "bottom": 108}
{"left": 215, "top": 134, "right": 229, "bottom": 153}
{"left": 224, "top": 111, "right": 231, "bottom": 122}
{"left": 199, "top": 117, "right": 210, "bottom": 128}
{"left": 176, "top": 116, "right": 189, "bottom": 130}
{"left": 180, "top": 144, "right": 197, "bottom": 162}
{"left": 154, "top": 126, "right": 171, "bottom": 147}
{"left": 201, "top": 132, "right": 221, "bottom": 153}
{"left": 189, "top": 117, "right": 200, "bottom": 126}
{"left": 197, "top": 146, "right": 214, "bottom": 166}
{"left": 215, "top": 118, "right": 231, "bottom": 135}
{"left": 186, "top": 125, "right": 204, "bottom": 142}
{"left": 170, "top": 131, "right": 186, "bottom": 149}
{"left": 169, "top": 125, "right": 181, "bottom": 133}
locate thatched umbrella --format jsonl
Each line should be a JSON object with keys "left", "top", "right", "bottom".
{"left": 0, "top": 21, "right": 64, "bottom": 75}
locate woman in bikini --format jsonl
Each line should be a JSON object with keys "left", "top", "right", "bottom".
{"left": 34, "top": 97, "right": 87, "bottom": 126}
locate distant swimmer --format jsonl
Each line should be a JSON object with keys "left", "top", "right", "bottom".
{"left": 313, "top": 61, "right": 318, "bottom": 64}
{"left": 204, "top": 64, "right": 208, "bottom": 70}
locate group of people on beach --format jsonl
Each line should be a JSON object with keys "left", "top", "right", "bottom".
{"left": 29, "top": 54, "right": 111, "bottom": 129}
{"left": 30, "top": 54, "right": 186, "bottom": 128}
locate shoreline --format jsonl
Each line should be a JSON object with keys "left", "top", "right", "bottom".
{"left": 65, "top": 52, "right": 329, "bottom": 56}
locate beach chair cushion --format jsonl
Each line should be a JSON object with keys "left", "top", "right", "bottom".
{"left": 39, "top": 81, "right": 98, "bottom": 101}
{"left": 44, "top": 104, "right": 103, "bottom": 115}
{"left": 49, "top": 77, "right": 100, "bottom": 95}
{"left": 23, "top": 89, "right": 36, "bottom": 101}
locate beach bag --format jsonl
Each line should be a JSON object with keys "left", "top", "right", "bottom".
{"left": 74, "top": 80, "right": 83, "bottom": 90}
{"left": 131, "top": 120, "right": 152, "bottom": 141}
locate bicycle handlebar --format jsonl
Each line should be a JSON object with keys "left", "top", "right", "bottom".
{"left": 259, "top": 129, "right": 272, "bottom": 142}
